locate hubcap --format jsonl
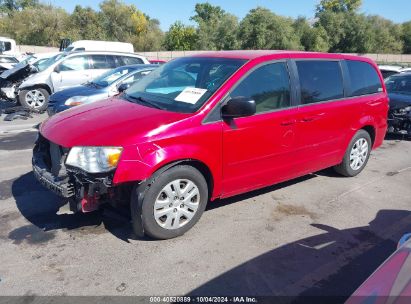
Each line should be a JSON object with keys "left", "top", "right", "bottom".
{"left": 25, "top": 90, "right": 46, "bottom": 108}
{"left": 349, "top": 138, "right": 369, "bottom": 171}
{"left": 153, "top": 179, "right": 200, "bottom": 230}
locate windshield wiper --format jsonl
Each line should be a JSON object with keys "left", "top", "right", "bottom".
{"left": 124, "top": 94, "right": 164, "bottom": 110}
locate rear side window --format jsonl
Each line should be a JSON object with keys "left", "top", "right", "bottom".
{"left": 4, "top": 42, "right": 11, "bottom": 51}
{"left": 346, "top": 60, "right": 382, "bottom": 96}
{"left": 120, "top": 56, "right": 144, "bottom": 65}
{"left": 91, "top": 55, "right": 110, "bottom": 69}
{"left": 231, "top": 62, "right": 291, "bottom": 113}
{"left": 106, "top": 55, "right": 117, "bottom": 68}
{"left": 296, "top": 61, "right": 344, "bottom": 104}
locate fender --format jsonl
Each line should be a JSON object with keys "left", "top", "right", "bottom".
{"left": 346, "top": 115, "right": 377, "bottom": 149}
{"left": 18, "top": 83, "right": 52, "bottom": 95}
{"left": 113, "top": 142, "right": 222, "bottom": 200}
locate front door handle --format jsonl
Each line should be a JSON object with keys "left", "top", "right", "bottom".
{"left": 280, "top": 119, "right": 297, "bottom": 126}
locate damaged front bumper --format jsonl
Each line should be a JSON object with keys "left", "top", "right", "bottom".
{"left": 387, "top": 108, "right": 411, "bottom": 136}
{"left": 0, "top": 85, "right": 17, "bottom": 100}
{"left": 32, "top": 134, "right": 129, "bottom": 213}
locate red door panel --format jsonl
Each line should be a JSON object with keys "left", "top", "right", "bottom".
{"left": 222, "top": 109, "right": 298, "bottom": 197}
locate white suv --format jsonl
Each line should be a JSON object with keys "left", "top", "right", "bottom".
{"left": 18, "top": 51, "right": 149, "bottom": 110}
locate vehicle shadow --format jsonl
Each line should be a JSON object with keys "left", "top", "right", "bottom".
{"left": 187, "top": 209, "right": 411, "bottom": 303}
{"left": 13, "top": 172, "right": 321, "bottom": 243}
{"left": 206, "top": 175, "right": 316, "bottom": 211}
{"left": 11, "top": 172, "right": 135, "bottom": 243}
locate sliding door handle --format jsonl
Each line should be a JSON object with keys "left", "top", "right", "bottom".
{"left": 280, "top": 119, "right": 297, "bottom": 126}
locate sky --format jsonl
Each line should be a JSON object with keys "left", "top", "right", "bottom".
{"left": 49, "top": 0, "right": 411, "bottom": 31}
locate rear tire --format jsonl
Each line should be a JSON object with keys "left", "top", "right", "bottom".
{"left": 19, "top": 87, "right": 49, "bottom": 111}
{"left": 334, "top": 129, "right": 372, "bottom": 177}
{"left": 131, "top": 165, "right": 208, "bottom": 240}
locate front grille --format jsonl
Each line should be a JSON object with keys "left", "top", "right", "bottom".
{"left": 33, "top": 134, "right": 74, "bottom": 197}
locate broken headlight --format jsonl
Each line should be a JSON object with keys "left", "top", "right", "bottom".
{"left": 64, "top": 96, "right": 90, "bottom": 106}
{"left": 66, "top": 146, "right": 123, "bottom": 173}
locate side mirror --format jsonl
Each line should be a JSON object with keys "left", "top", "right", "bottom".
{"left": 54, "top": 65, "right": 60, "bottom": 73}
{"left": 118, "top": 83, "right": 131, "bottom": 93}
{"left": 221, "top": 97, "right": 256, "bottom": 119}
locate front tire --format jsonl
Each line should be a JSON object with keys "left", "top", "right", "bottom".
{"left": 334, "top": 129, "right": 372, "bottom": 177}
{"left": 131, "top": 165, "right": 208, "bottom": 240}
{"left": 19, "top": 87, "right": 49, "bottom": 111}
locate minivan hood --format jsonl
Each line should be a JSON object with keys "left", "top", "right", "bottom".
{"left": 40, "top": 97, "right": 191, "bottom": 147}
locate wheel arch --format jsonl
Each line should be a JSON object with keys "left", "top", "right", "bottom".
{"left": 149, "top": 159, "right": 214, "bottom": 200}
{"left": 20, "top": 84, "right": 52, "bottom": 95}
{"left": 361, "top": 125, "right": 376, "bottom": 146}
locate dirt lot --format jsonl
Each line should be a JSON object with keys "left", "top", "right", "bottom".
{"left": 0, "top": 117, "right": 410, "bottom": 300}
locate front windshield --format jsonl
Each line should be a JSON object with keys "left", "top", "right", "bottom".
{"left": 37, "top": 53, "right": 66, "bottom": 72}
{"left": 385, "top": 74, "right": 411, "bottom": 95}
{"left": 13, "top": 55, "right": 36, "bottom": 69}
{"left": 124, "top": 57, "right": 246, "bottom": 113}
{"left": 92, "top": 66, "right": 136, "bottom": 87}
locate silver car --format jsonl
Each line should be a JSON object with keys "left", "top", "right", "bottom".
{"left": 17, "top": 51, "right": 149, "bottom": 110}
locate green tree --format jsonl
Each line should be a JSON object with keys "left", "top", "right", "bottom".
{"left": 164, "top": 21, "right": 197, "bottom": 51}
{"left": 366, "top": 16, "right": 403, "bottom": 54}
{"left": 1, "top": 4, "right": 74, "bottom": 46}
{"left": 99, "top": 0, "right": 148, "bottom": 42}
{"left": 239, "top": 7, "right": 302, "bottom": 50}
{"left": 316, "top": 10, "right": 372, "bottom": 53}
{"left": 69, "top": 5, "right": 105, "bottom": 40}
{"left": 293, "top": 17, "right": 329, "bottom": 52}
{"left": 190, "top": 3, "right": 239, "bottom": 50}
{"left": 402, "top": 21, "right": 411, "bottom": 54}
{"left": 191, "top": 2, "right": 225, "bottom": 24}
{"left": 133, "top": 17, "right": 165, "bottom": 51}
{"left": 316, "top": 0, "right": 362, "bottom": 15}
{"left": 0, "top": 0, "right": 39, "bottom": 15}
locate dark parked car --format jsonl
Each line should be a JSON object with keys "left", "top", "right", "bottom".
{"left": 47, "top": 64, "right": 158, "bottom": 115}
{"left": 385, "top": 73, "right": 411, "bottom": 136}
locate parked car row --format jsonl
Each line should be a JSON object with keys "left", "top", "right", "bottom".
{"left": 385, "top": 72, "right": 411, "bottom": 136}
{"left": 379, "top": 65, "right": 411, "bottom": 79}
{"left": 47, "top": 64, "right": 158, "bottom": 115}
{"left": 0, "top": 50, "right": 150, "bottom": 111}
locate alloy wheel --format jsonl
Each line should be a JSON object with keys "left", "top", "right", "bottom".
{"left": 25, "top": 89, "right": 46, "bottom": 109}
{"left": 349, "top": 138, "right": 369, "bottom": 171}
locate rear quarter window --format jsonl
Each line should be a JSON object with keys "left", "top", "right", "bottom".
{"left": 122, "top": 56, "right": 144, "bottom": 65}
{"left": 296, "top": 60, "right": 344, "bottom": 104}
{"left": 346, "top": 60, "right": 383, "bottom": 96}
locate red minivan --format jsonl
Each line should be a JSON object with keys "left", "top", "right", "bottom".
{"left": 33, "top": 51, "right": 388, "bottom": 239}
